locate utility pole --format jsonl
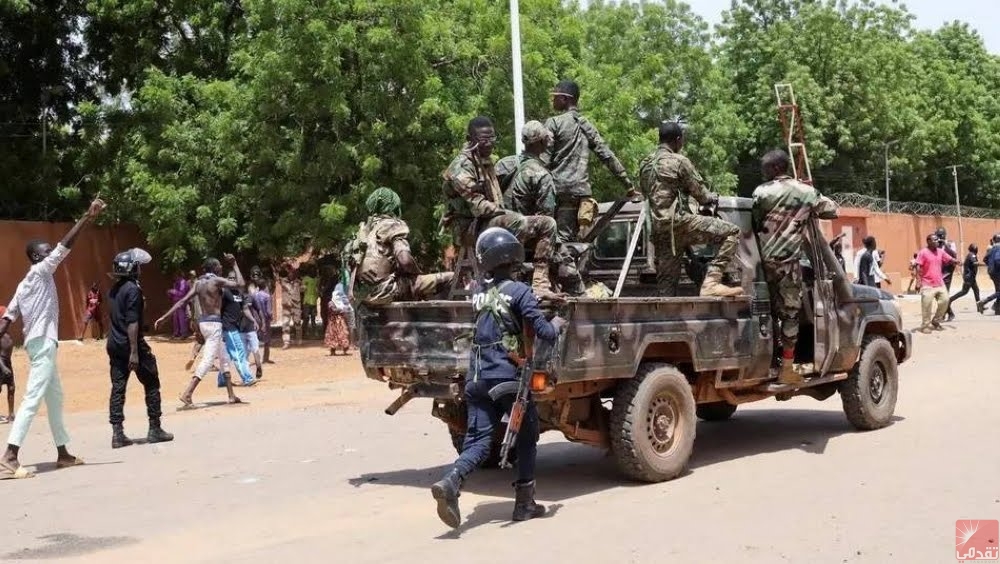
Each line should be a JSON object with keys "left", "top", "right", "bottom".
{"left": 950, "top": 165, "right": 965, "bottom": 253}
{"left": 510, "top": 0, "right": 525, "bottom": 154}
{"left": 883, "top": 140, "right": 898, "bottom": 213}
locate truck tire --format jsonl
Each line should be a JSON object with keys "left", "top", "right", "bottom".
{"left": 840, "top": 336, "right": 899, "bottom": 430}
{"left": 610, "top": 363, "right": 696, "bottom": 483}
{"left": 448, "top": 428, "right": 509, "bottom": 469}
{"left": 696, "top": 402, "right": 737, "bottom": 422}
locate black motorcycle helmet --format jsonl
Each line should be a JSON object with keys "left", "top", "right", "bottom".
{"left": 111, "top": 248, "right": 152, "bottom": 279}
{"left": 475, "top": 227, "right": 524, "bottom": 275}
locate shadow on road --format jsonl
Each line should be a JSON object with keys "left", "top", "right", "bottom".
{"left": 690, "top": 409, "right": 905, "bottom": 469}
{"left": 348, "top": 408, "right": 905, "bottom": 502}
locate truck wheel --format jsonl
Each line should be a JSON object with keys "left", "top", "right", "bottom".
{"left": 696, "top": 402, "right": 737, "bottom": 422}
{"left": 610, "top": 363, "right": 696, "bottom": 483}
{"left": 448, "top": 428, "right": 511, "bottom": 469}
{"left": 840, "top": 336, "right": 899, "bottom": 430}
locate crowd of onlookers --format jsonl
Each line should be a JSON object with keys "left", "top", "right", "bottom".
{"left": 829, "top": 227, "right": 1000, "bottom": 334}
{"left": 79, "top": 259, "right": 358, "bottom": 360}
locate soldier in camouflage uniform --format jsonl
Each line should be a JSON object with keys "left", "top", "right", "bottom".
{"left": 501, "top": 121, "right": 556, "bottom": 217}
{"left": 639, "top": 122, "right": 744, "bottom": 298}
{"left": 544, "top": 80, "right": 636, "bottom": 243}
{"left": 752, "top": 149, "right": 838, "bottom": 384}
{"left": 501, "top": 121, "right": 585, "bottom": 295}
{"left": 347, "top": 188, "right": 453, "bottom": 306}
{"left": 442, "top": 116, "right": 559, "bottom": 297}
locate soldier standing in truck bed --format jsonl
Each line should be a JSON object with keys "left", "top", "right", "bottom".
{"left": 639, "top": 121, "right": 744, "bottom": 298}
{"left": 752, "top": 149, "right": 838, "bottom": 384}
{"left": 442, "top": 116, "right": 560, "bottom": 298}
{"left": 543, "top": 80, "right": 636, "bottom": 243}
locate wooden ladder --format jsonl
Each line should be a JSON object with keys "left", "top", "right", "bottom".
{"left": 447, "top": 245, "right": 478, "bottom": 300}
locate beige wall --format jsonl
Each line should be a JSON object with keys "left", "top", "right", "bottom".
{"left": 0, "top": 221, "right": 173, "bottom": 344}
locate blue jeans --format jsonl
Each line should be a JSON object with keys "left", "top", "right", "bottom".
{"left": 452, "top": 378, "right": 539, "bottom": 483}
{"left": 222, "top": 330, "right": 255, "bottom": 385}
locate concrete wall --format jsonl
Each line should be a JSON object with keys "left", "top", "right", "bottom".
{"left": 0, "top": 221, "right": 174, "bottom": 344}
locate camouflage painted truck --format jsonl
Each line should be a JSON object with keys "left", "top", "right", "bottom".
{"left": 356, "top": 197, "right": 913, "bottom": 483}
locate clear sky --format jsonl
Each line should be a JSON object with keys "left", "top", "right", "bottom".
{"left": 587, "top": 0, "right": 999, "bottom": 54}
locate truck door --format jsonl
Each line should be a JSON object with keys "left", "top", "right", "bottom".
{"left": 806, "top": 220, "right": 839, "bottom": 376}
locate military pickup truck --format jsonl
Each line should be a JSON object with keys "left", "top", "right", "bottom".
{"left": 357, "top": 197, "right": 912, "bottom": 483}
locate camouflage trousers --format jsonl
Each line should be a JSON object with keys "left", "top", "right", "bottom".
{"left": 359, "top": 272, "right": 455, "bottom": 306}
{"left": 456, "top": 212, "right": 556, "bottom": 264}
{"left": 651, "top": 214, "right": 739, "bottom": 296}
{"left": 763, "top": 260, "right": 803, "bottom": 350}
{"left": 555, "top": 195, "right": 598, "bottom": 243}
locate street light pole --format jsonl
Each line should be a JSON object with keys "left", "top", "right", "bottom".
{"left": 510, "top": 0, "right": 525, "bottom": 154}
{"left": 883, "top": 140, "right": 898, "bottom": 214}
{"left": 951, "top": 165, "right": 965, "bottom": 254}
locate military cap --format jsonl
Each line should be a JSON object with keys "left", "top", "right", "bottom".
{"left": 521, "top": 120, "right": 552, "bottom": 145}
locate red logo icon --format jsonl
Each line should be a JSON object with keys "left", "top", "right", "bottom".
{"left": 957, "top": 520, "right": 999, "bottom": 561}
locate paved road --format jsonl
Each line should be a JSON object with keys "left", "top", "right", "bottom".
{"left": 0, "top": 303, "right": 998, "bottom": 563}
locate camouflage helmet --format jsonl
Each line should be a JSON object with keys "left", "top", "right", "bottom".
{"left": 475, "top": 227, "right": 524, "bottom": 273}
{"left": 521, "top": 120, "right": 552, "bottom": 146}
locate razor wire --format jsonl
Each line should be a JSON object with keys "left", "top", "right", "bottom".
{"left": 829, "top": 193, "right": 1000, "bottom": 220}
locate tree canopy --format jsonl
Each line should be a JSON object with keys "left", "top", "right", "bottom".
{"left": 4, "top": 0, "right": 999, "bottom": 268}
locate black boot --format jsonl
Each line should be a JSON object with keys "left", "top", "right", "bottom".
{"left": 511, "top": 480, "right": 546, "bottom": 522}
{"left": 112, "top": 424, "right": 134, "bottom": 449}
{"left": 147, "top": 418, "right": 174, "bottom": 444}
{"left": 431, "top": 470, "right": 463, "bottom": 528}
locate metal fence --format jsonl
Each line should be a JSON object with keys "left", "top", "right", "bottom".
{"left": 829, "top": 193, "right": 1000, "bottom": 220}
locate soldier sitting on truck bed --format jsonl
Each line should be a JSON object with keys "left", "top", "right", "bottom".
{"left": 345, "top": 187, "right": 454, "bottom": 306}
{"left": 752, "top": 149, "right": 838, "bottom": 384}
{"left": 431, "top": 227, "right": 564, "bottom": 529}
{"left": 442, "top": 116, "right": 560, "bottom": 299}
{"left": 638, "top": 121, "right": 744, "bottom": 298}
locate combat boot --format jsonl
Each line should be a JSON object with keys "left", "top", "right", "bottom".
{"left": 511, "top": 480, "right": 546, "bottom": 522}
{"left": 431, "top": 469, "right": 463, "bottom": 528}
{"left": 111, "top": 424, "right": 133, "bottom": 449}
{"left": 147, "top": 418, "right": 175, "bottom": 444}
{"left": 777, "top": 358, "right": 804, "bottom": 385}
{"left": 699, "top": 269, "right": 744, "bottom": 298}
{"left": 531, "top": 261, "right": 560, "bottom": 301}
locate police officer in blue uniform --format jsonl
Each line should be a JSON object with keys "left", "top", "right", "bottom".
{"left": 107, "top": 248, "right": 174, "bottom": 448}
{"left": 431, "top": 227, "right": 565, "bottom": 528}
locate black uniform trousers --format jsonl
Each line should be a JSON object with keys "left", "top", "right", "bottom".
{"left": 108, "top": 339, "right": 162, "bottom": 426}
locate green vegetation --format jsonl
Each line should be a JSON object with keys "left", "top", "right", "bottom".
{"left": 4, "top": 0, "right": 999, "bottom": 266}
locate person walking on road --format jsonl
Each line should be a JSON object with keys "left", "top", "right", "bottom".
{"left": 106, "top": 248, "right": 174, "bottom": 448}
{"left": 948, "top": 244, "right": 981, "bottom": 314}
{"left": 0, "top": 198, "right": 105, "bottom": 479}
{"left": 915, "top": 234, "right": 957, "bottom": 333}
{"left": 976, "top": 235, "right": 1000, "bottom": 315}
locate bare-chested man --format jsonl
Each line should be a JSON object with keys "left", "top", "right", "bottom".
{"left": 155, "top": 254, "right": 245, "bottom": 408}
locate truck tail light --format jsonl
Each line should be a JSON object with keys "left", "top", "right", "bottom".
{"left": 531, "top": 371, "right": 548, "bottom": 392}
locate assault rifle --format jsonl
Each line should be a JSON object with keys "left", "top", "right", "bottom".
{"left": 488, "top": 324, "right": 535, "bottom": 470}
